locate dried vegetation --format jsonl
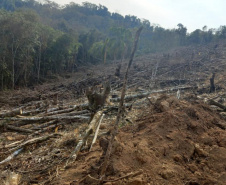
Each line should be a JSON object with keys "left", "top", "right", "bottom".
{"left": 0, "top": 41, "right": 226, "bottom": 185}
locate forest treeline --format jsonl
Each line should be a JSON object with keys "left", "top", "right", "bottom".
{"left": 0, "top": 0, "right": 226, "bottom": 90}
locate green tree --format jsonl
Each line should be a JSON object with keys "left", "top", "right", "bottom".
{"left": 176, "top": 23, "right": 187, "bottom": 45}
{"left": 108, "top": 27, "right": 132, "bottom": 61}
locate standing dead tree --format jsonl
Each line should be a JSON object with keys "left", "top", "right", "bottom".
{"left": 115, "top": 64, "right": 121, "bottom": 77}
{"left": 99, "top": 26, "right": 143, "bottom": 183}
{"left": 209, "top": 72, "right": 216, "bottom": 93}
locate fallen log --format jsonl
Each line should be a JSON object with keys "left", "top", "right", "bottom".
{"left": 0, "top": 115, "right": 90, "bottom": 122}
{"left": 0, "top": 140, "right": 24, "bottom": 149}
{"left": 0, "top": 101, "right": 47, "bottom": 118}
{"left": 45, "top": 110, "right": 90, "bottom": 117}
{"left": 6, "top": 103, "right": 89, "bottom": 119}
{"left": 20, "top": 108, "right": 44, "bottom": 116}
{"left": 11, "top": 104, "right": 125, "bottom": 127}
{"left": 4, "top": 124, "right": 33, "bottom": 134}
{"left": 0, "top": 107, "right": 23, "bottom": 118}
{"left": 110, "top": 85, "right": 198, "bottom": 102}
{"left": 65, "top": 111, "right": 104, "bottom": 167}
{"left": 39, "top": 104, "right": 89, "bottom": 116}
{"left": 0, "top": 122, "right": 33, "bottom": 134}
{"left": 31, "top": 120, "right": 58, "bottom": 130}
{"left": 111, "top": 92, "right": 149, "bottom": 102}
{"left": 209, "top": 99, "right": 226, "bottom": 111}
{"left": 89, "top": 113, "right": 105, "bottom": 151}
{"left": 31, "top": 122, "right": 65, "bottom": 136}
{"left": 8, "top": 133, "right": 60, "bottom": 152}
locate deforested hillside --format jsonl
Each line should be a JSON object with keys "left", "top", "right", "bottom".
{"left": 0, "top": 1, "right": 226, "bottom": 184}
{"left": 0, "top": 36, "right": 226, "bottom": 184}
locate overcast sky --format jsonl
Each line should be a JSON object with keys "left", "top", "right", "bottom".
{"left": 46, "top": 0, "right": 225, "bottom": 32}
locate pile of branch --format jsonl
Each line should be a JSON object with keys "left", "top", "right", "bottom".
{"left": 0, "top": 101, "right": 93, "bottom": 167}
{"left": 0, "top": 102, "right": 92, "bottom": 135}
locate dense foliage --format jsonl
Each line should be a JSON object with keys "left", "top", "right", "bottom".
{"left": 0, "top": 0, "right": 226, "bottom": 89}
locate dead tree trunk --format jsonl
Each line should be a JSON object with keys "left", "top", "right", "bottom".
{"left": 115, "top": 64, "right": 121, "bottom": 77}
{"left": 99, "top": 26, "right": 143, "bottom": 183}
{"left": 86, "top": 82, "right": 110, "bottom": 123}
{"left": 209, "top": 73, "right": 215, "bottom": 93}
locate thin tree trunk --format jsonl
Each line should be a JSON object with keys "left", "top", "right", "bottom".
{"left": 104, "top": 47, "right": 107, "bottom": 64}
{"left": 1, "top": 58, "right": 4, "bottom": 90}
{"left": 24, "top": 49, "right": 28, "bottom": 86}
{"left": 38, "top": 42, "right": 41, "bottom": 81}
{"left": 11, "top": 35, "right": 19, "bottom": 90}
{"left": 12, "top": 47, "right": 15, "bottom": 90}
{"left": 209, "top": 73, "right": 215, "bottom": 93}
{"left": 1, "top": 72, "right": 3, "bottom": 90}
{"left": 99, "top": 26, "right": 143, "bottom": 183}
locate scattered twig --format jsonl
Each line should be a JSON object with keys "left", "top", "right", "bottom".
{"left": 0, "top": 148, "right": 23, "bottom": 165}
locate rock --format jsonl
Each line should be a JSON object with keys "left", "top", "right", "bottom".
{"left": 160, "top": 100, "right": 170, "bottom": 111}
{"left": 194, "top": 144, "right": 208, "bottom": 157}
{"left": 160, "top": 169, "right": 175, "bottom": 179}
{"left": 173, "top": 154, "right": 183, "bottom": 163}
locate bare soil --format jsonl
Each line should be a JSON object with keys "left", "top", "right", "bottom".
{"left": 0, "top": 42, "right": 226, "bottom": 185}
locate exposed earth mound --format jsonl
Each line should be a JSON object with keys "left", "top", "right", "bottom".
{"left": 47, "top": 96, "right": 226, "bottom": 185}
{"left": 99, "top": 96, "right": 226, "bottom": 185}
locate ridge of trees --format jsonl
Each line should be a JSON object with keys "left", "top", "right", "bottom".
{"left": 0, "top": 0, "right": 226, "bottom": 90}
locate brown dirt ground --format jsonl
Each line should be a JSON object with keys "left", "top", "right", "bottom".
{"left": 0, "top": 42, "right": 226, "bottom": 185}
{"left": 47, "top": 96, "right": 226, "bottom": 185}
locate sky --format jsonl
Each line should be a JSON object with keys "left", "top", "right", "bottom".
{"left": 44, "top": 0, "right": 226, "bottom": 32}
